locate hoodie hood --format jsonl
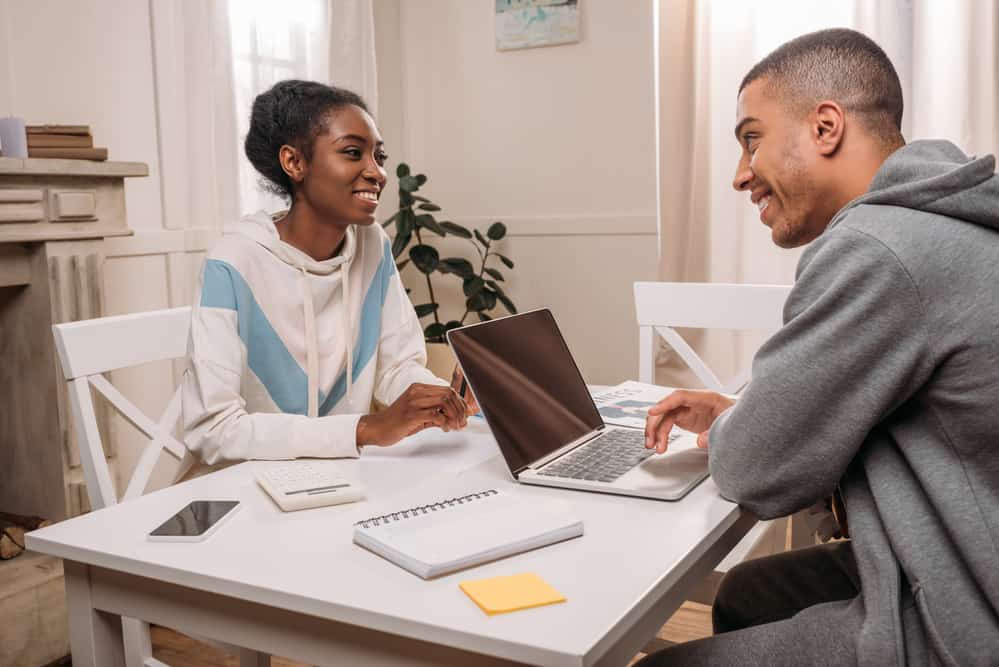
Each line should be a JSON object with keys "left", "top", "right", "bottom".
{"left": 236, "top": 210, "right": 357, "bottom": 274}
{"left": 832, "top": 139, "right": 999, "bottom": 232}
{"left": 233, "top": 210, "right": 358, "bottom": 415}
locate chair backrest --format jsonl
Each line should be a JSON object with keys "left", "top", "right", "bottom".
{"left": 52, "top": 306, "right": 194, "bottom": 510}
{"left": 634, "top": 282, "right": 792, "bottom": 393}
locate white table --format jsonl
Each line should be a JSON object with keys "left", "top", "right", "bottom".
{"left": 27, "top": 420, "right": 755, "bottom": 667}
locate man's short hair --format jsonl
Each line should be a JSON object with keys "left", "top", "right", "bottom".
{"left": 740, "top": 28, "right": 903, "bottom": 146}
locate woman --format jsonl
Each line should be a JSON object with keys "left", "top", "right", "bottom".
{"left": 183, "top": 80, "right": 468, "bottom": 466}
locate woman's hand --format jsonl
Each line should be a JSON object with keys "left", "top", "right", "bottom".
{"left": 356, "top": 383, "right": 468, "bottom": 446}
{"left": 645, "top": 389, "right": 735, "bottom": 453}
{"left": 450, "top": 365, "right": 479, "bottom": 416}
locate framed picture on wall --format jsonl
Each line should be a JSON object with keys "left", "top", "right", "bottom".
{"left": 495, "top": 0, "right": 580, "bottom": 51}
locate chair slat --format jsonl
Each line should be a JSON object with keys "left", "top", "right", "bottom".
{"left": 634, "top": 282, "right": 791, "bottom": 331}
{"left": 53, "top": 307, "right": 191, "bottom": 380}
{"left": 68, "top": 377, "right": 118, "bottom": 509}
{"left": 655, "top": 326, "right": 725, "bottom": 392}
{"left": 89, "top": 374, "right": 186, "bottom": 459}
{"left": 156, "top": 387, "right": 184, "bottom": 459}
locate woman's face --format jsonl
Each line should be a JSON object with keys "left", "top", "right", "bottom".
{"left": 297, "top": 104, "right": 388, "bottom": 226}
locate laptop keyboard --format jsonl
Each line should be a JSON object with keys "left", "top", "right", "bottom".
{"left": 537, "top": 429, "right": 681, "bottom": 484}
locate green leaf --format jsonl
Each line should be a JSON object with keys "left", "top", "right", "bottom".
{"left": 437, "top": 257, "right": 475, "bottom": 278}
{"left": 424, "top": 322, "right": 446, "bottom": 340}
{"left": 415, "top": 174, "right": 428, "bottom": 186}
{"left": 417, "top": 202, "right": 441, "bottom": 212}
{"left": 478, "top": 312, "right": 493, "bottom": 322}
{"left": 497, "top": 292, "right": 517, "bottom": 314}
{"left": 413, "top": 303, "right": 438, "bottom": 318}
{"left": 497, "top": 253, "right": 514, "bottom": 269}
{"left": 485, "top": 279, "right": 507, "bottom": 298}
{"left": 409, "top": 244, "right": 440, "bottom": 273}
{"left": 399, "top": 175, "right": 420, "bottom": 192}
{"left": 399, "top": 191, "right": 414, "bottom": 208}
{"left": 444, "top": 320, "right": 462, "bottom": 332}
{"left": 474, "top": 229, "right": 489, "bottom": 247}
{"left": 484, "top": 267, "right": 504, "bottom": 281}
{"left": 396, "top": 163, "right": 410, "bottom": 178}
{"left": 414, "top": 213, "right": 446, "bottom": 237}
{"left": 439, "top": 221, "right": 472, "bottom": 239}
{"left": 411, "top": 195, "right": 430, "bottom": 203}
{"left": 395, "top": 258, "right": 411, "bottom": 272}
{"left": 391, "top": 229, "right": 412, "bottom": 258}
{"left": 466, "top": 289, "right": 496, "bottom": 312}
{"left": 463, "top": 276, "right": 485, "bottom": 297}
{"left": 396, "top": 208, "right": 414, "bottom": 236}
{"left": 483, "top": 289, "right": 498, "bottom": 310}
{"left": 487, "top": 221, "right": 507, "bottom": 240}
{"left": 381, "top": 210, "right": 401, "bottom": 228}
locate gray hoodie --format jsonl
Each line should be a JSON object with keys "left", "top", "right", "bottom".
{"left": 709, "top": 140, "right": 999, "bottom": 665}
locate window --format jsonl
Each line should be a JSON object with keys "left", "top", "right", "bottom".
{"left": 229, "top": 0, "right": 328, "bottom": 215}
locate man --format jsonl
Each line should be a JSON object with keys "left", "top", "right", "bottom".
{"left": 638, "top": 28, "right": 999, "bottom": 665}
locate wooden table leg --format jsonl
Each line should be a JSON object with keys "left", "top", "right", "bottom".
{"left": 63, "top": 560, "right": 125, "bottom": 667}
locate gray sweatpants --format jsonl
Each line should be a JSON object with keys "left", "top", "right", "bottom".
{"left": 637, "top": 541, "right": 863, "bottom": 666}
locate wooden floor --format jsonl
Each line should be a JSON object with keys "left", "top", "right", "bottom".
{"left": 151, "top": 601, "right": 713, "bottom": 666}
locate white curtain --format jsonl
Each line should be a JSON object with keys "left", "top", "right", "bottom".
{"left": 150, "top": 0, "right": 240, "bottom": 233}
{"left": 329, "top": 0, "right": 379, "bottom": 118}
{"left": 654, "top": 0, "right": 998, "bottom": 386}
{"left": 906, "top": 0, "right": 998, "bottom": 158}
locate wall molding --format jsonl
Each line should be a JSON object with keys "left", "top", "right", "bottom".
{"left": 103, "top": 227, "right": 219, "bottom": 258}
{"left": 101, "top": 213, "right": 657, "bottom": 260}
{"left": 450, "top": 213, "right": 657, "bottom": 237}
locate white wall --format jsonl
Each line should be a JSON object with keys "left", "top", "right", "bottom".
{"left": 0, "top": 0, "right": 212, "bottom": 495}
{"left": 375, "top": 0, "right": 659, "bottom": 384}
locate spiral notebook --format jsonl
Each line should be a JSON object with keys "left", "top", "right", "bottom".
{"left": 353, "top": 489, "right": 583, "bottom": 579}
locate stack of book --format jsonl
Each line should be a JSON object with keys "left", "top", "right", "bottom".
{"left": 26, "top": 125, "right": 107, "bottom": 161}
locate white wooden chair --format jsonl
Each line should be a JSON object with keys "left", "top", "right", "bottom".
{"left": 633, "top": 282, "right": 814, "bottom": 603}
{"left": 52, "top": 307, "right": 269, "bottom": 667}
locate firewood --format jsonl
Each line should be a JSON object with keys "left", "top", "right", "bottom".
{"left": 0, "top": 511, "right": 51, "bottom": 531}
{"left": 0, "top": 521, "right": 25, "bottom": 560}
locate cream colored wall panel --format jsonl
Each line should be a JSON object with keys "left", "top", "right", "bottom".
{"left": 396, "top": 0, "right": 656, "bottom": 219}
{"left": 102, "top": 254, "right": 170, "bottom": 317}
{"left": 4, "top": 0, "right": 163, "bottom": 231}
{"left": 0, "top": 2, "right": 12, "bottom": 117}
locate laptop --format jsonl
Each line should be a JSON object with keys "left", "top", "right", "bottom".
{"left": 447, "top": 309, "right": 709, "bottom": 501}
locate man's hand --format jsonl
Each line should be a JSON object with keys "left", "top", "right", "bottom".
{"left": 356, "top": 383, "right": 467, "bottom": 446}
{"left": 450, "top": 365, "right": 479, "bottom": 416}
{"left": 645, "top": 389, "right": 735, "bottom": 454}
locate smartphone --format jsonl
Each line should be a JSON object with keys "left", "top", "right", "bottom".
{"left": 147, "top": 500, "right": 241, "bottom": 542}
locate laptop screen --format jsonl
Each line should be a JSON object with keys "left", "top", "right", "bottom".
{"left": 447, "top": 309, "right": 604, "bottom": 474}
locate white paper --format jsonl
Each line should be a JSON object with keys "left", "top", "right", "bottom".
{"left": 590, "top": 381, "right": 678, "bottom": 430}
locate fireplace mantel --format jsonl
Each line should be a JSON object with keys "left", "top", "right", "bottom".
{"left": 0, "top": 158, "right": 148, "bottom": 523}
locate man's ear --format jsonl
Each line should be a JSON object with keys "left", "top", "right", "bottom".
{"left": 813, "top": 101, "right": 845, "bottom": 156}
{"left": 279, "top": 144, "right": 307, "bottom": 187}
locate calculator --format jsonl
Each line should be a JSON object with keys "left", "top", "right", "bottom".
{"left": 256, "top": 462, "right": 365, "bottom": 512}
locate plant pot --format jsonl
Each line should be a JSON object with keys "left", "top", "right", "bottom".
{"left": 425, "top": 341, "right": 456, "bottom": 381}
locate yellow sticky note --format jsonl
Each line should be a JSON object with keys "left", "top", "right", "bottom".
{"left": 459, "top": 573, "right": 566, "bottom": 615}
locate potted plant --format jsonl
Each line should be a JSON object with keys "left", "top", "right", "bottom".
{"left": 383, "top": 163, "right": 518, "bottom": 375}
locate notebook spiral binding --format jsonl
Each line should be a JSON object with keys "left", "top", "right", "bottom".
{"left": 355, "top": 489, "right": 499, "bottom": 528}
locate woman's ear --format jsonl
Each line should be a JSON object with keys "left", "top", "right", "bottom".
{"left": 279, "top": 144, "right": 307, "bottom": 186}
{"left": 813, "top": 100, "right": 845, "bottom": 156}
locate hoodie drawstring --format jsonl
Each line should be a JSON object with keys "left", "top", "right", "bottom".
{"left": 298, "top": 266, "right": 319, "bottom": 418}
{"left": 342, "top": 261, "right": 353, "bottom": 403}
{"left": 298, "top": 258, "right": 353, "bottom": 418}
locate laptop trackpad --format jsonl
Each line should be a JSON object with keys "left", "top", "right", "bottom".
{"left": 620, "top": 446, "right": 709, "bottom": 495}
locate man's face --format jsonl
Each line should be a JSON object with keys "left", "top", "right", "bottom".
{"left": 732, "top": 79, "right": 829, "bottom": 248}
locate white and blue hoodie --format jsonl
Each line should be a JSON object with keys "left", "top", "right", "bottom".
{"left": 182, "top": 211, "right": 445, "bottom": 466}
